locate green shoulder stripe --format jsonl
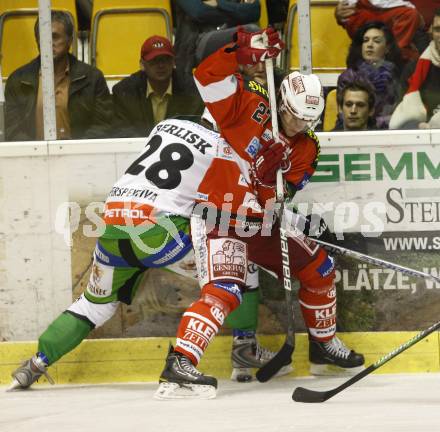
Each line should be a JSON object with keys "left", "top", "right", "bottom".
{"left": 306, "top": 129, "right": 321, "bottom": 168}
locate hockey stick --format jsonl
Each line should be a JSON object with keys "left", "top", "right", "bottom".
{"left": 307, "top": 237, "right": 440, "bottom": 285}
{"left": 256, "top": 58, "right": 295, "bottom": 382}
{"left": 292, "top": 319, "right": 440, "bottom": 403}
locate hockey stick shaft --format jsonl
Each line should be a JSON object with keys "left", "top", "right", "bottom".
{"left": 292, "top": 319, "right": 440, "bottom": 402}
{"left": 266, "top": 58, "right": 279, "bottom": 145}
{"left": 309, "top": 237, "right": 440, "bottom": 285}
{"left": 256, "top": 58, "right": 295, "bottom": 382}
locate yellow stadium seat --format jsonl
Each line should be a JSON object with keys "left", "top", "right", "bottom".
{"left": 323, "top": 88, "right": 338, "bottom": 131}
{"left": 285, "top": 0, "right": 351, "bottom": 74}
{"left": 0, "top": 1, "right": 78, "bottom": 78}
{"left": 90, "top": 0, "right": 172, "bottom": 79}
{"left": 258, "top": 0, "right": 268, "bottom": 29}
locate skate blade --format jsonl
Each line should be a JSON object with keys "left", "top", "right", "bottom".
{"left": 6, "top": 379, "right": 25, "bottom": 392}
{"left": 154, "top": 382, "right": 216, "bottom": 400}
{"left": 231, "top": 364, "right": 293, "bottom": 382}
{"left": 310, "top": 363, "right": 365, "bottom": 376}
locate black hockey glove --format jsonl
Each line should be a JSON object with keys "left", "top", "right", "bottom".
{"left": 303, "top": 214, "right": 340, "bottom": 255}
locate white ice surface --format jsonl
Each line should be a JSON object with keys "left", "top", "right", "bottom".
{"left": 1, "top": 374, "right": 440, "bottom": 432}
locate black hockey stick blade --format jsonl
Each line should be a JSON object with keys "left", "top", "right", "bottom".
{"left": 256, "top": 341, "right": 294, "bottom": 382}
{"left": 292, "top": 386, "right": 336, "bottom": 403}
{"left": 292, "top": 320, "right": 440, "bottom": 403}
{"left": 292, "top": 366, "right": 373, "bottom": 403}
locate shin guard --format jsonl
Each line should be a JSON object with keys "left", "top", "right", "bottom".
{"left": 298, "top": 283, "right": 337, "bottom": 342}
{"left": 175, "top": 282, "right": 241, "bottom": 365}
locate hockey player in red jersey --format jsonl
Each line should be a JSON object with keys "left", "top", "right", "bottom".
{"left": 155, "top": 27, "right": 365, "bottom": 399}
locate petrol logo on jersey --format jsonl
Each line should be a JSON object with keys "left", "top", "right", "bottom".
{"left": 245, "top": 136, "right": 262, "bottom": 158}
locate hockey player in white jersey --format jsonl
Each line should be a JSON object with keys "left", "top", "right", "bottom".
{"left": 8, "top": 115, "right": 288, "bottom": 391}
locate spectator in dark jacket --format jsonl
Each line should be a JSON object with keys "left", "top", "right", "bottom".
{"left": 5, "top": 10, "right": 113, "bottom": 141}
{"left": 112, "top": 35, "right": 204, "bottom": 138}
{"left": 334, "top": 76, "right": 377, "bottom": 130}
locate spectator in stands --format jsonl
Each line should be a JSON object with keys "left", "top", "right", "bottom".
{"left": 334, "top": 0, "right": 423, "bottom": 61}
{"left": 337, "top": 21, "right": 403, "bottom": 129}
{"left": 5, "top": 10, "right": 112, "bottom": 142}
{"left": 173, "top": 0, "right": 261, "bottom": 93}
{"left": 334, "top": 77, "right": 377, "bottom": 130}
{"left": 410, "top": 0, "right": 440, "bottom": 29}
{"left": 389, "top": 9, "right": 440, "bottom": 130}
{"left": 112, "top": 35, "right": 204, "bottom": 138}
{"left": 408, "top": 0, "right": 440, "bottom": 54}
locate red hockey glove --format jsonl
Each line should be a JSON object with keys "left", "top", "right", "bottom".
{"left": 251, "top": 140, "right": 289, "bottom": 186}
{"left": 235, "top": 27, "right": 284, "bottom": 65}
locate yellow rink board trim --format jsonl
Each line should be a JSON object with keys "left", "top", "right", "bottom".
{"left": 0, "top": 332, "right": 439, "bottom": 385}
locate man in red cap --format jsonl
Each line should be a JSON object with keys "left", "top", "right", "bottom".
{"left": 112, "top": 35, "right": 204, "bottom": 137}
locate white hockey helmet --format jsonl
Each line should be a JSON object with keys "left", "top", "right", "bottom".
{"left": 278, "top": 71, "right": 324, "bottom": 123}
{"left": 201, "top": 107, "right": 218, "bottom": 132}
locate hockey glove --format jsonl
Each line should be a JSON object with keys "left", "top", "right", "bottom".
{"left": 251, "top": 140, "right": 290, "bottom": 186}
{"left": 235, "top": 27, "right": 284, "bottom": 65}
{"left": 303, "top": 214, "right": 340, "bottom": 254}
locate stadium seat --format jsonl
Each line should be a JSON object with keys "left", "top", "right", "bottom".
{"left": 90, "top": 0, "right": 172, "bottom": 79}
{"left": 0, "top": 1, "right": 78, "bottom": 78}
{"left": 323, "top": 88, "right": 338, "bottom": 131}
{"left": 258, "top": 0, "right": 268, "bottom": 29}
{"left": 285, "top": 0, "right": 351, "bottom": 81}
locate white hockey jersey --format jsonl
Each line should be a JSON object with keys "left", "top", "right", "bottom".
{"left": 103, "top": 118, "right": 259, "bottom": 228}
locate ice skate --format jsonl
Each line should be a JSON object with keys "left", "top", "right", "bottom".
{"left": 309, "top": 336, "right": 365, "bottom": 376}
{"left": 154, "top": 345, "right": 217, "bottom": 400}
{"left": 7, "top": 354, "right": 54, "bottom": 391}
{"left": 231, "top": 334, "right": 293, "bottom": 382}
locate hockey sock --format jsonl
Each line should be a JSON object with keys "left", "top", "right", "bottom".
{"left": 175, "top": 282, "right": 241, "bottom": 365}
{"left": 225, "top": 289, "right": 260, "bottom": 333}
{"left": 37, "top": 311, "right": 93, "bottom": 365}
{"left": 298, "top": 284, "right": 336, "bottom": 342}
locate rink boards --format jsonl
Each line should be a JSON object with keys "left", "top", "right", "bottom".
{"left": 1, "top": 331, "right": 439, "bottom": 386}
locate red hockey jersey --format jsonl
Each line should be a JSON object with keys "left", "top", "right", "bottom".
{"left": 194, "top": 44, "right": 321, "bottom": 198}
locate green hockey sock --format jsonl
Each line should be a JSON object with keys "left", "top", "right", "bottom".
{"left": 38, "top": 312, "right": 93, "bottom": 365}
{"left": 225, "top": 289, "right": 260, "bottom": 332}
